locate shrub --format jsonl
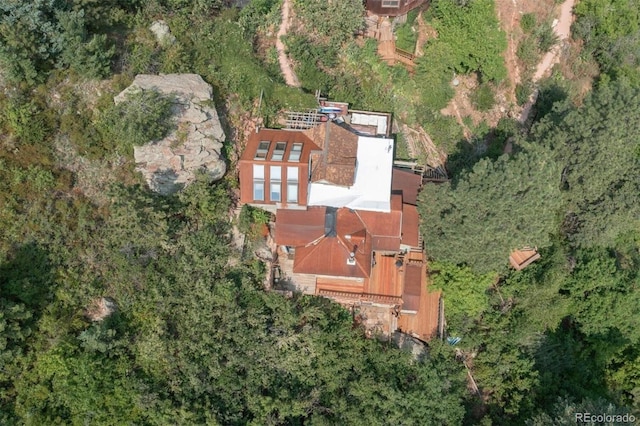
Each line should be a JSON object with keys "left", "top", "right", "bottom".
{"left": 422, "top": 114, "right": 463, "bottom": 154}
{"left": 395, "top": 23, "right": 418, "bottom": 52}
{"left": 520, "top": 13, "right": 536, "bottom": 33}
{"left": 97, "top": 89, "right": 175, "bottom": 151}
{"left": 535, "top": 21, "right": 559, "bottom": 53}
{"left": 471, "top": 83, "right": 496, "bottom": 111}
{"left": 2, "top": 97, "right": 51, "bottom": 146}
{"left": 426, "top": 0, "right": 508, "bottom": 82}
{"left": 238, "top": 205, "right": 271, "bottom": 240}
{"left": 517, "top": 36, "right": 540, "bottom": 69}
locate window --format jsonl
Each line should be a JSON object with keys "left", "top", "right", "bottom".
{"left": 287, "top": 167, "right": 298, "bottom": 182}
{"left": 270, "top": 182, "right": 281, "bottom": 201}
{"left": 287, "top": 166, "right": 298, "bottom": 203}
{"left": 270, "top": 166, "right": 281, "bottom": 202}
{"left": 382, "top": 0, "right": 400, "bottom": 7}
{"left": 288, "top": 143, "right": 302, "bottom": 162}
{"left": 270, "top": 166, "right": 281, "bottom": 181}
{"left": 253, "top": 164, "right": 264, "bottom": 179}
{"left": 287, "top": 183, "right": 298, "bottom": 203}
{"left": 255, "top": 141, "right": 270, "bottom": 160}
{"left": 271, "top": 142, "right": 286, "bottom": 161}
{"left": 254, "top": 182, "right": 265, "bottom": 201}
{"left": 253, "top": 164, "right": 264, "bottom": 201}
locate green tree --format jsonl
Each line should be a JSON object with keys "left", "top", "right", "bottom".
{"left": 2, "top": 96, "right": 51, "bottom": 145}
{"left": 573, "top": 0, "right": 640, "bottom": 82}
{"left": 535, "top": 81, "right": 640, "bottom": 247}
{"left": 419, "top": 146, "right": 562, "bottom": 273}
{"left": 528, "top": 397, "right": 634, "bottom": 425}
{"left": 56, "top": 10, "right": 114, "bottom": 79}
{"left": 425, "top": 0, "right": 508, "bottom": 81}
{"left": 0, "top": 0, "right": 66, "bottom": 84}
{"left": 0, "top": 0, "right": 117, "bottom": 84}
{"left": 430, "top": 262, "right": 493, "bottom": 335}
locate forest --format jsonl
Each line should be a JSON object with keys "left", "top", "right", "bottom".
{"left": 1, "top": 0, "right": 639, "bottom": 424}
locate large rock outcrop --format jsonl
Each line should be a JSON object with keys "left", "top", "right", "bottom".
{"left": 115, "top": 74, "right": 226, "bottom": 195}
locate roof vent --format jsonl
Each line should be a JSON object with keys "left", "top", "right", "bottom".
{"left": 345, "top": 234, "right": 351, "bottom": 240}
{"left": 347, "top": 252, "right": 356, "bottom": 265}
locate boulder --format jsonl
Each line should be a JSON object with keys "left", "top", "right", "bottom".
{"left": 115, "top": 74, "right": 226, "bottom": 195}
{"left": 149, "top": 20, "right": 176, "bottom": 47}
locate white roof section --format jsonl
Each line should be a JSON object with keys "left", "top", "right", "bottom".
{"left": 308, "top": 136, "right": 394, "bottom": 212}
{"left": 351, "top": 112, "right": 388, "bottom": 135}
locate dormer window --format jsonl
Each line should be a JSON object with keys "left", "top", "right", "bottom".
{"left": 271, "top": 142, "right": 286, "bottom": 161}
{"left": 255, "top": 141, "right": 270, "bottom": 160}
{"left": 288, "top": 143, "right": 302, "bottom": 162}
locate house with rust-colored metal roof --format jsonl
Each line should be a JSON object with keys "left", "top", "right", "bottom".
{"left": 365, "top": 0, "right": 429, "bottom": 18}
{"left": 238, "top": 104, "right": 442, "bottom": 342}
{"left": 238, "top": 129, "right": 320, "bottom": 212}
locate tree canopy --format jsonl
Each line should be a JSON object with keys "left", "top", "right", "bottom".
{"left": 1, "top": 0, "right": 640, "bottom": 424}
{"left": 536, "top": 81, "right": 640, "bottom": 248}
{"left": 419, "top": 145, "right": 562, "bottom": 273}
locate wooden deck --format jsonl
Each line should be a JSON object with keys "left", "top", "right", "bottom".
{"left": 397, "top": 260, "right": 442, "bottom": 341}
{"left": 509, "top": 248, "right": 540, "bottom": 270}
{"left": 366, "top": 253, "right": 404, "bottom": 297}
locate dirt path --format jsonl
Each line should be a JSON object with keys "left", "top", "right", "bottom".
{"left": 276, "top": 0, "right": 300, "bottom": 87}
{"left": 533, "top": 0, "right": 575, "bottom": 82}
{"left": 414, "top": 11, "right": 429, "bottom": 57}
{"left": 500, "top": 0, "right": 521, "bottom": 101}
{"left": 518, "top": 0, "right": 575, "bottom": 123}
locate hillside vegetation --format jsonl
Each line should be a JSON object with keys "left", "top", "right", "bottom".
{"left": 1, "top": 0, "right": 639, "bottom": 424}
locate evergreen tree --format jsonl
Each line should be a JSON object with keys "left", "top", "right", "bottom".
{"left": 536, "top": 81, "right": 640, "bottom": 248}
{"left": 419, "top": 146, "right": 562, "bottom": 273}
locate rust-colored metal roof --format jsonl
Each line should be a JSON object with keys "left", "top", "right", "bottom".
{"left": 293, "top": 235, "right": 371, "bottom": 278}
{"left": 401, "top": 204, "right": 420, "bottom": 248}
{"left": 240, "top": 128, "right": 319, "bottom": 162}
{"left": 274, "top": 207, "right": 326, "bottom": 246}
{"left": 356, "top": 197, "right": 402, "bottom": 251}
{"left": 293, "top": 208, "right": 372, "bottom": 278}
{"left": 397, "top": 289, "right": 441, "bottom": 342}
{"left": 392, "top": 168, "right": 422, "bottom": 205}
{"left": 238, "top": 128, "right": 320, "bottom": 206}
{"left": 305, "top": 122, "right": 358, "bottom": 187}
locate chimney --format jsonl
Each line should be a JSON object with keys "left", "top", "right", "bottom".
{"left": 347, "top": 252, "right": 356, "bottom": 265}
